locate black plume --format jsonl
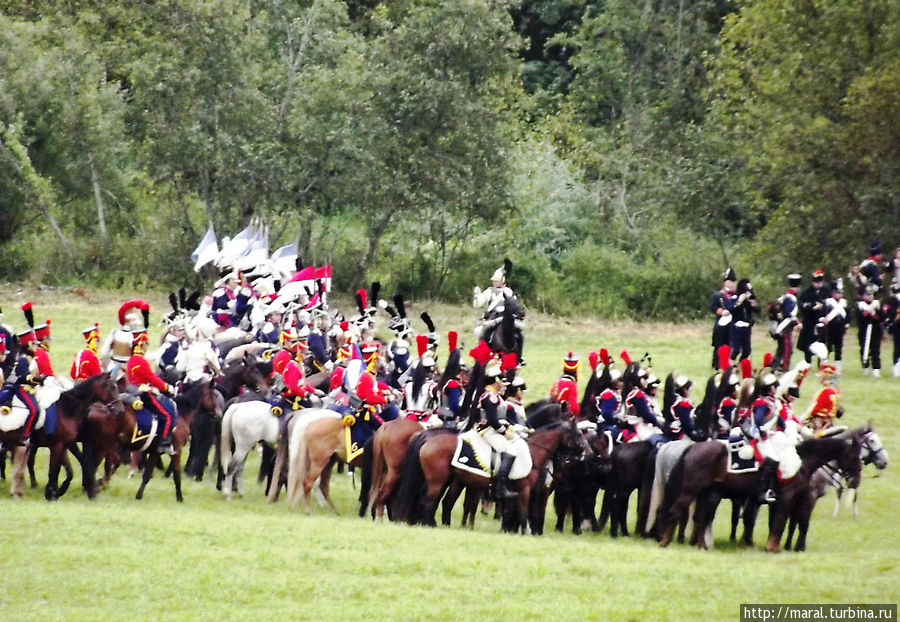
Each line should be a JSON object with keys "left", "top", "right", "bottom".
{"left": 355, "top": 292, "right": 365, "bottom": 315}
{"left": 273, "top": 279, "right": 282, "bottom": 292}
{"left": 393, "top": 295, "right": 406, "bottom": 318}
{"left": 385, "top": 305, "right": 397, "bottom": 317}
{"left": 141, "top": 307, "right": 150, "bottom": 328}
{"left": 185, "top": 290, "right": 201, "bottom": 311}
{"left": 304, "top": 286, "right": 314, "bottom": 298}
{"left": 178, "top": 287, "right": 187, "bottom": 310}
{"left": 295, "top": 256, "right": 304, "bottom": 271}
{"left": 168, "top": 293, "right": 179, "bottom": 314}
{"left": 370, "top": 281, "right": 381, "bottom": 304}
{"left": 420, "top": 312, "right": 435, "bottom": 333}
{"left": 503, "top": 258, "right": 513, "bottom": 280}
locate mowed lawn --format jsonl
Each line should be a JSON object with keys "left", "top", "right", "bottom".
{"left": 0, "top": 288, "right": 897, "bottom": 621}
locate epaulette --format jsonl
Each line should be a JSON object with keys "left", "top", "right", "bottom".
{"left": 443, "top": 379, "right": 460, "bottom": 391}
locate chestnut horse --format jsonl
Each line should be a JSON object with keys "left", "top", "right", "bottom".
{"left": 126, "top": 380, "right": 220, "bottom": 502}
{"left": 394, "top": 413, "right": 587, "bottom": 533}
{"left": 358, "top": 417, "right": 430, "bottom": 520}
{"left": 658, "top": 428, "right": 865, "bottom": 551}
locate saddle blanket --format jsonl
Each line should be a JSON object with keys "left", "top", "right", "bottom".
{"left": 720, "top": 438, "right": 758, "bottom": 474}
{"left": 0, "top": 393, "right": 47, "bottom": 433}
{"left": 450, "top": 430, "right": 532, "bottom": 480}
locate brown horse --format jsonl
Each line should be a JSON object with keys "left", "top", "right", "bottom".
{"left": 41, "top": 373, "right": 124, "bottom": 500}
{"left": 359, "top": 417, "right": 428, "bottom": 520}
{"left": 127, "top": 380, "right": 220, "bottom": 502}
{"left": 659, "top": 429, "right": 865, "bottom": 551}
{"left": 394, "top": 414, "right": 587, "bottom": 533}
{"left": 284, "top": 408, "right": 361, "bottom": 514}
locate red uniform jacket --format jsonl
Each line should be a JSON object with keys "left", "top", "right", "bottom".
{"left": 126, "top": 354, "right": 168, "bottom": 393}
{"left": 356, "top": 372, "right": 388, "bottom": 406}
{"left": 550, "top": 376, "right": 580, "bottom": 417}
{"left": 34, "top": 347, "right": 55, "bottom": 377}
{"left": 71, "top": 349, "right": 102, "bottom": 381}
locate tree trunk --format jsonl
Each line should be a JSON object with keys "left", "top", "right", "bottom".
{"left": 88, "top": 152, "right": 108, "bottom": 240}
{"left": 357, "top": 205, "right": 399, "bottom": 286}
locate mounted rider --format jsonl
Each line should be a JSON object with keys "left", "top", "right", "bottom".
{"left": 439, "top": 332, "right": 467, "bottom": 422}
{"left": 472, "top": 357, "right": 526, "bottom": 499}
{"left": 664, "top": 373, "right": 697, "bottom": 441}
{"left": 594, "top": 365, "right": 624, "bottom": 441}
{"left": 504, "top": 376, "right": 527, "bottom": 425}
{"left": 803, "top": 362, "right": 842, "bottom": 436}
{"left": 126, "top": 326, "right": 178, "bottom": 454}
{"left": 270, "top": 327, "right": 316, "bottom": 419}
{"left": 101, "top": 299, "right": 148, "bottom": 380}
{"left": 473, "top": 258, "right": 525, "bottom": 364}
{"left": 177, "top": 317, "right": 223, "bottom": 384}
{"left": 549, "top": 352, "right": 580, "bottom": 418}
{"left": 623, "top": 367, "right": 666, "bottom": 445}
{"left": 307, "top": 309, "right": 335, "bottom": 375}
{"left": 402, "top": 337, "right": 441, "bottom": 425}
{"left": 71, "top": 323, "right": 103, "bottom": 382}
{"left": 32, "top": 313, "right": 56, "bottom": 380}
{"left": 0, "top": 323, "right": 42, "bottom": 448}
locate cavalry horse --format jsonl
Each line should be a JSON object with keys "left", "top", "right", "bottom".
{"left": 783, "top": 427, "right": 886, "bottom": 552}
{"left": 394, "top": 409, "right": 587, "bottom": 533}
{"left": 41, "top": 373, "right": 123, "bottom": 500}
{"left": 219, "top": 399, "right": 280, "bottom": 499}
{"left": 658, "top": 428, "right": 866, "bottom": 551}
{"left": 126, "top": 380, "right": 220, "bottom": 502}
{"left": 358, "top": 416, "right": 429, "bottom": 520}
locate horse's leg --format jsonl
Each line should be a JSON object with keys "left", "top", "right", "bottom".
{"left": 27, "top": 446, "right": 38, "bottom": 489}
{"left": 128, "top": 450, "right": 141, "bottom": 478}
{"left": 135, "top": 453, "right": 154, "bottom": 500}
{"left": 680, "top": 499, "right": 694, "bottom": 545}
{"left": 0, "top": 447, "right": 6, "bottom": 480}
{"left": 518, "top": 483, "right": 532, "bottom": 535}
{"left": 461, "top": 486, "right": 479, "bottom": 529}
{"left": 441, "top": 479, "right": 463, "bottom": 527}
{"left": 730, "top": 500, "right": 741, "bottom": 541}
{"left": 597, "top": 487, "right": 612, "bottom": 532}
{"left": 318, "top": 458, "right": 338, "bottom": 514}
{"left": 45, "top": 443, "right": 65, "bottom": 501}
{"left": 11, "top": 446, "right": 27, "bottom": 498}
{"left": 742, "top": 502, "right": 759, "bottom": 546}
{"left": 172, "top": 451, "right": 184, "bottom": 503}
{"left": 765, "top": 502, "right": 789, "bottom": 553}
{"left": 785, "top": 516, "right": 796, "bottom": 551}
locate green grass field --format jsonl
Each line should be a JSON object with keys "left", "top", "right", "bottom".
{"left": 0, "top": 287, "right": 897, "bottom": 621}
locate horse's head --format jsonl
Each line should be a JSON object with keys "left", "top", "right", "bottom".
{"left": 562, "top": 416, "right": 589, "bottom": 461}
{"left": 839, "top": 428, "right": 867, "bottom": 489}
{"left": 578, "top": 421, "right": 612, "bottom": 475}
{"left": 95, "top": 373, "right": 125, "bottom": 417}
{"left": 862, "top": 428, "right": 889, "bottom": 472}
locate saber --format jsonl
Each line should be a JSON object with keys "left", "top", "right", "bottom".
{"left": 862, "top": 323, "right": 872, "bottom": 367}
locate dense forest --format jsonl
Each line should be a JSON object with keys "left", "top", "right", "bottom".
{"left": 1, "top": 0, "right": 897, "bottom": 317}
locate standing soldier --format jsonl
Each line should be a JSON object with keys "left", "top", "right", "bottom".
{"left": 857, "top": 285, "right": 884, "bottom": 377}
{"left": 71, "top": 323, "right": 103, "bottom": 382}
{"left": 771, "top": 273, "right": 801, "bottom": 372}
{"left": 884, "top": 281, "right": 900, "bottom": 378}
{"left": 549, "top": 352, "right": 580, "bottom": 418}
{"left": 821, "top": 279, "right": 849, "bottom": 376}
{"left": 797, "top": 269, "right": 830, "bottom": 362}
{"left": 710, "top": 268, "right": 737, "bottom": 369}
{"left": 730, "top": 278, "right": 759, "bottom": 362}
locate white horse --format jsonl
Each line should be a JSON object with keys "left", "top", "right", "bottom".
{"left": 813, "top": 428, "right": 889, "bottom": 518}
{"left": 219, "top": 400, "right": 280, "bottom": 499}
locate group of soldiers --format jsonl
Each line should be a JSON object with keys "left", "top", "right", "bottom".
{"left": 710, "top": 240, "right": 900, "bottom": 378}
{"left": 0, "top": 249, "right": 865, "bottom": 505}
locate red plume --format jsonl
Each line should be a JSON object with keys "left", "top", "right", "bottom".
{"left": 500, "top": 352, "right": 518, "bottom": 372}
{"left": 415, "top": 334, "right": 428, "bottom": 358}
{"left": 21, "top": 302, "right": 34, "bottom": 328}
{"left": 619, "top": 349, "right": 632, "bottom": 365}
{"left": 599, "top": 348, "right": 611, "bottom": 367}
{"left": 762, "top": 352, "right": 774, "bottom": 369}
{"left": 447, "top": 330, "right": 458, "bottom": 351}
{"left": 739, "top": 358, "right": 753, "bottom": 380}
{"left": 356, "top": 289, "right": 368, "bottom": 309}
{"left": 118, "top": 299, "right": 145, "bottom": 326}
{"left": 588, "top": 350, "right": 599, "bottom": 371}
{"left": 468, "top": 340, "right": 493, "bottom": 366}
{"left": 716, "top": 345, "right": 732, "bottom": 372}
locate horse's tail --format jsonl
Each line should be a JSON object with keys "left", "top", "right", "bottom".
{"left": 220, "top": 405, "right": 235, "bottom": 473}
{"left": 635, "top": 445, "right": 660, "bottom": 536}
{"left": 658, "top": 445, "right": 688, "bottom": 534}
{"left": 287, "top": 418, "right": 310, "bottom": 509}
{"left": 393, "top": 432, "right": 429, "bottom": 524}
{"left": 358, "top": 434, "right": 375, "bottom": 518}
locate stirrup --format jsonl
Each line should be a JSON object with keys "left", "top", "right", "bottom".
{"left": 759, "top": 489, "right": 776, "bottom": 505}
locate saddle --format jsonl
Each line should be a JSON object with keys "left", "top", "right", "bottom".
{"left": 451, "top": 428, "right": 532, "bottom": 480}
{"left": 721, "top": 436, "right": 758, "bottom": 474}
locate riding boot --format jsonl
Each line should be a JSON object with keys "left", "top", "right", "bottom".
{"left": 158, "top": 432, "right": 175, "bottom": 455}
{"left": 757, "top": 458, "right": 779, "bottom": 504}
{"left": 494, "top": 452, "right": 518, "bottom": 500}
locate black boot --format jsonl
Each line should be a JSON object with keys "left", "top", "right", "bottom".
{"left": 494, "top": 452, "right": 518, "bottom": 500}
{"left": 158, "top": 434, "right": 175, "bottom": 455}
{"left": 757, "top": 458, "right": 779, "bottom": 504}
